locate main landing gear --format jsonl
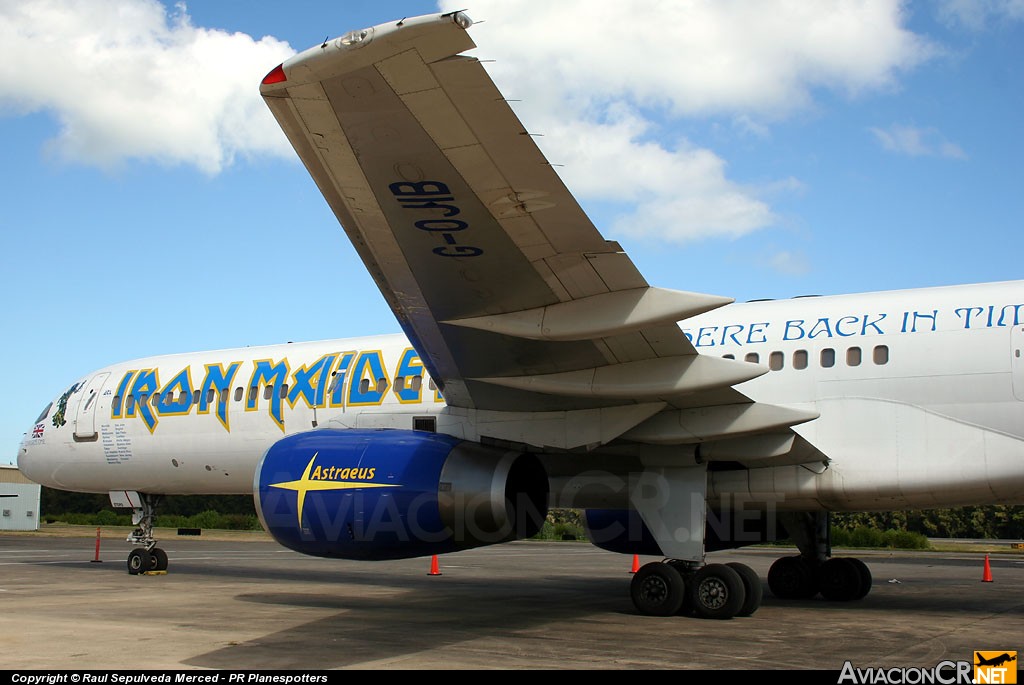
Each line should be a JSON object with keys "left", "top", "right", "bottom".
{"left": 126, "top": 493, "right": 169, "bottom": 575}
{"left": 631, "top": 560, "right": 763, "bottom": 619}
{"left": 768, "top": 555, "right": 872, "bottom": 601}
{"left": 766, "top": 512, "right": 873, "bottom": 601}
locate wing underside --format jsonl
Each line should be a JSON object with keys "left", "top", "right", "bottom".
{"left": 261, "top": 13, "right": 824, "bottom": 467}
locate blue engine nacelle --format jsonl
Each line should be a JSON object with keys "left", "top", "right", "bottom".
{"left": 255, "top": 429, "right": 549, "bottom": 560}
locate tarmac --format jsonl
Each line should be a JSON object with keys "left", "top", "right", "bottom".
{"left": 1, "top": 533, "right": 1021, "bottom": 670}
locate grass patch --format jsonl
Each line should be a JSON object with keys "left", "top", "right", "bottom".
{"left": 45, "top": 509, "right": 261, "bottom": 531}
{"left": 831, "top": 525, "right": 930, "bottom": 550}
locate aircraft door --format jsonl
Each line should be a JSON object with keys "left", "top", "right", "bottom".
{"left": 1012, "top": 326, "right": 1024, "bottom": 401}
{"left": 74, "top": 372, "right": 110, "bottom": 440}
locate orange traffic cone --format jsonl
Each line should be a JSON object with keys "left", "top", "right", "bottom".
{"left": 982, "top": 555, "right": 993, "bottom": 583}
{"left": 630, "top": 554, "right": 640, "bottom": 574}
{"left": 428, "top": 554, "right": 442, "bottom": 576}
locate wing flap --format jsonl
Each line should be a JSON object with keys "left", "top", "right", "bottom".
{"left": 623, "top": 402, "right": 820, "bottom": 444}
{"left": 443, "top": 288, "right": 730, "bottom": 341}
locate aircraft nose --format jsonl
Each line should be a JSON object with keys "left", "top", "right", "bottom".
{"left": 17, "top": 415, "right": 50, "bottom": 484}
{"left": 17, "top": 434, "right": 36, "bottom": 478}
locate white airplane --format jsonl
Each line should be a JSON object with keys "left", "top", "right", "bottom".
{"left": 16, "top": 12, "right": 1024, "bottom": 619}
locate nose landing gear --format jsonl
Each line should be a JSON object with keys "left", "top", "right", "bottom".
{"left": 125, "top": 493, "right": 168, "bottom": 575}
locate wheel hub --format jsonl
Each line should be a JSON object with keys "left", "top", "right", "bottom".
{"left": 640, "top": 576, "right": 669, "bottom": 604}
{"left": 698, "top": 577, "right": 729, "bottom": 609}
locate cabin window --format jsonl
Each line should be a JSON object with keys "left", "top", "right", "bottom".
{"left": 247, "top": 387, "right": 257, "bottom": 403}
{"left": 234, "top": 387, "right": 243, "bottom": 402}
{"left": 847, "top": 346, "right": 862, "bottom": 367}
{"left": 769, "top": 351, "right": 784, "bottom": 371}
{"left": 218, "top": 389, "right": 228, "bottom": 405}
{"left": 375, "top": 378, "right": 387, "bottom": 393}
{"left": 873, "top": 345, "right": 889, "bottom": 365}
{"left": 722, "top": 353, "right": 735, "bottom": 360}
{"left": 395, "top": 376, "right": 406, "bottom": 391}
{"left": 744, "top": 352, "right": 760, "bottom": 364}
{"left": 793, "top": 350, "right": 808, "bottom": 370}
{"left": 263, "top": 386, "right": 273, "bottom": 401}
{"left": 151, "top": 393, "right": 160, "bottom": 406}
{"left": 428, "top": 378, "right": 437, "bottom": 391}
{"left": 280, "top": 384, "right": 288, "bottom": 399}
{"left": 410, "top": 376, "right": 423, "bottom": 391}
{"left": 207, "top": 389, "right": 216, "bottom": 404}
{"left": 193, "top": 390, "right": 201, "bottom": 405}
{"left": 821, "top": 348, "right": 835, "bottom": 368}
{"left": 359, "top": 378, "right": 370, "bottom": 394}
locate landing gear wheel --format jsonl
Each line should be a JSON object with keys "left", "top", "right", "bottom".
{"left": 127, "top": 548, "right": 151, "bottom": 575}
{"left": 690, "top": 563, "right": 745, "bottom": 620}
{"left": 151, "top": 547, "right": 169, "bottom": 572}
{"left": 726, "top": 562, "right": 763, "bottom": 617}
{"left": 818, "top": 558, "right": 864, "bottom": 601}
{"left": 847, "top": 558, "right": 872, "bottom": 600}
{"left": 768, "top": 556, "right": 818, "bottom": 599}
{"left": 125, "top": 493, "right": 167, "bottom": 574}
{"left": 668, "top": 562, "right": 696, "bottom": 616}
{"left": 631, "top": 562, "right": 687, "bottom": 616}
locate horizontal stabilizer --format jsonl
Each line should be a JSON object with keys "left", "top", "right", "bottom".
{"left": 443, "top": 287, "right": 732, "bottom": 341}
{"left": 475, "top": 354, "right": 765, "bottom": 400}
{"left": 623, "top": 402, "right": 819, "bottom": 444}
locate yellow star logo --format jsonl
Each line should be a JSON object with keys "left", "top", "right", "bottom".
{"left": 269, "top": 453, "right": 399, "bottom": 528}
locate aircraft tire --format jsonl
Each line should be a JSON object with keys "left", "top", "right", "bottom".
{"left": 127, "top": 549, "right": 151, "bottom": 575}
{"left": 768, "top": 555, "right": 817, "bottom": 599}
{"left": 818, "top": 558, "right": 863, "bottom": 601}
{"left": 690, "top": 564, "right": 745, "bottom": 620}
{"left": 726, "top": 562, "right": 763, "bottom": 616}
{"left": 151, "top": 547, "right": 169, "bottom": 572}
{"left": 630, "top": 562, "right": 687, "bottom": 616}
{"left": 847, "top": 558, "right": 872, "bottom": 600}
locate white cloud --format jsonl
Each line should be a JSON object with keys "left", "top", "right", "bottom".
{"left": 444, "top": 0, "right": 933, "bottom": 117}
{"left": 440, "top": 0, "right": 934, "bottom": 243}
{"left": 0, "top": 0, "right": 937, "bottom": 245}
{"left": 532, "top": 107, "right": 774, "bottom": 242}
{"left": 869, "top": 124, "right": 967, "bottom": 159}
{"left": 937, "top": 0, "right": 1024, "bottom": 30}
{"left": 766, "top": 250, "right": 811, "bottom": 276}
{"left": 0, "top": 0, "right": 294, "bottom": 173}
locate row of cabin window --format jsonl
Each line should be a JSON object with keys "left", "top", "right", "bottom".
{"left": 115, "top": 375, "right": 438, "bottom": 408}
{"left": 723, "top": 345, "right": 889, "bottom": 371}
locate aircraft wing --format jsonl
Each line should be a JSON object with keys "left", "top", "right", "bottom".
{"left": 261, "top": 12, "right": 821, "bottom": 460}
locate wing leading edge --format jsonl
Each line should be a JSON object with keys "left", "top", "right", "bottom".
{"left": 261, "top": 12, "right": 822, "bottom": 463}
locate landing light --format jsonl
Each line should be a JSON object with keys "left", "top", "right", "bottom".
{"left": 262, "top": 64, "right": 286, "bottom": 85}
{"left": 339, "top": 29, "right": 369, "bottom": 46}
{"left": 452, "top": 12, "right": 473, "bottom": 29}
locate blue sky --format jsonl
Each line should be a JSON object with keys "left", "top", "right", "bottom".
{"left": 2, "top": 0, "right": 1023, "bottom": 464}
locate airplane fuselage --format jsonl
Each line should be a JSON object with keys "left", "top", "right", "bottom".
{"left": 18, "top": 280, "right": 1024, "bottom": 513}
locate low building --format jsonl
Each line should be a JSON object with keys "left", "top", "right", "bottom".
{"left": 0, "top": 464, "right": 41, "bottom": 531}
